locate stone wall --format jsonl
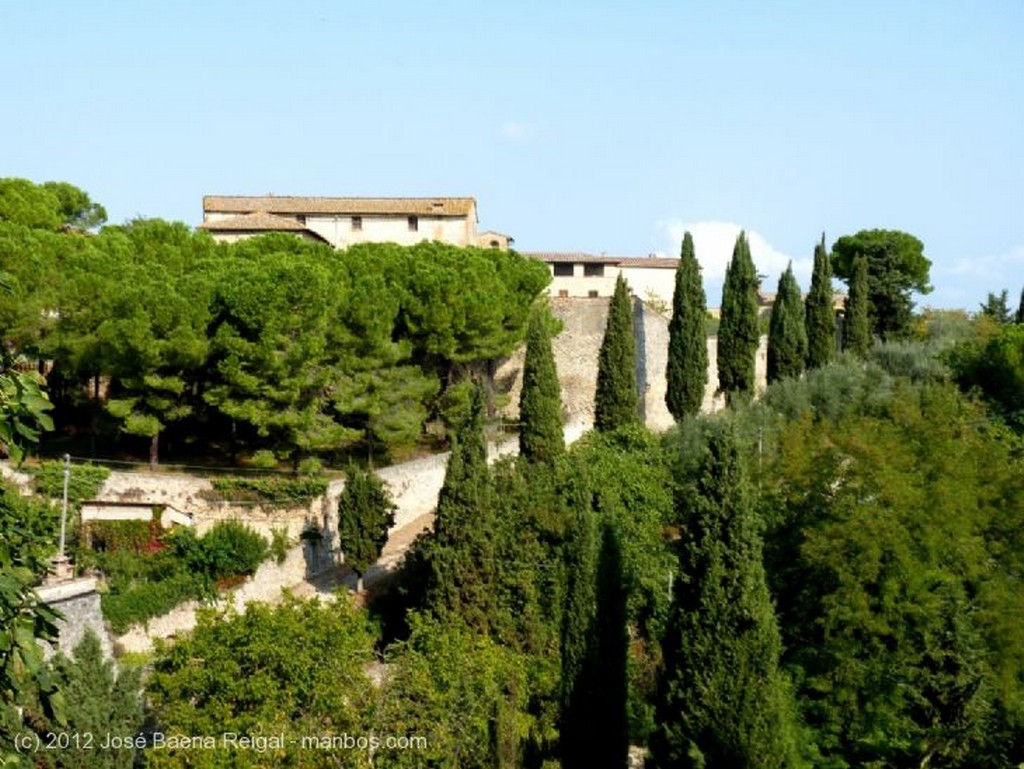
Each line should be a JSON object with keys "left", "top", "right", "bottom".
{"left": 36, "top": 578, "right": 112, "bottom": 659}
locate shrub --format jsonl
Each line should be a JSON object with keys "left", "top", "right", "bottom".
{"left": 102, "top": 573, "right": 199, "bottom": 634}
{"left": 206, "top": 475, "right": 328, "bottom": 506}
{"left": 178, "top": 520, "right": 269, "bottom": 581}
{"left": 270, "top": 526, "right": 290, "bottom": 565}
{"left": 248, "top": 449, "right": 278, "bottom": 469}
{"left": 32, "top": 461, "right": 110, "bottom": 503}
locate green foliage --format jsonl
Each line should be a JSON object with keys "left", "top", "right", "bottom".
{"left": 595, "top": 274, "right": 638, "bottom": 431}
{"left": 182, "top": 520, "right": 269, "bottom": 582}
{"left": 717, "top": 231, "right": 760, "bottom": 405}
{"left": 146, "top": 596, "right": 377, "bottom": 769}
{"left": 31, "top": 461, "right": 110, "bottom": 504}
{"left": 0, "top": 178, "right": 64, "bottom": 230}
{"left": 338, "top": 465, "right": 397, "bottom": 577}
{"left": 101, "top": 572, "right": 200, "bottom": 634}
{"left": 374, "top": 613, "right": 532, "bottom": 769}
{"left": 805, "top": 233, "right": 836, "bottom": 369}
{"left": 651, "top": 419, "right": 801, "bottom": 768}
{"left": 947, "top": 322, "right": 1024, "bottom": 430}
{"left": 0, "top": 359, "right": 54, "bottom": 464}
{"left": 767, "top": 263, "right": 807, "bottom": 384}
{"left": 270, "top": 526, "right": 290, "bottom": 565}
{"left": 759, "top": 382, "right": 1023, "bottom": 766}
{"left": 980, "top": 289, "right": 1012, "bottom": 324}
{"left": 843, "top": 254, "right": 871, "bottom": 357}
{"left": 666, "top": 231, "right": 708, "bottom": 420}
{"left": 831, "top": 229, "right": 932, "bottom": 341}
{"left": 206, "top": 474, "right": 328, "bottom": 505}
{"left": 20, "top": 630, "right": 142, "bottom": 769}
{"left": 519, "top": 306, "right": 565, "bottom": 463}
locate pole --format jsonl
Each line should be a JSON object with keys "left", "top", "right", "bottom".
{"left": 57, "top": 453, "right": 70, "bottom": 573}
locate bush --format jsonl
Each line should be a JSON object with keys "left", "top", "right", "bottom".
{"left": 173, "top": 520, "right": 269, "bottom": 582}
{"left": 102, "top": 572, "right": 200, "bottom": 633}
{"left": 248, "top": 449, "right": 278, "bottom": 469}
{"left": 270, "top": 526, "right": 290, "bottom": 565}
{"left": 206, "top": 475, "right": 328, "bottom": 506}
{"left": 32, "top": 461, "right": 110, "bottom": 503}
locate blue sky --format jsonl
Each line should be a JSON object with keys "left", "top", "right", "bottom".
{"left": 2, "top": 1, "right": 1021, "bottom": 309}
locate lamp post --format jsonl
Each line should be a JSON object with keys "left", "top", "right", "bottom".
{"left": 55, "top": 453, "right": 70, "bottom": 580}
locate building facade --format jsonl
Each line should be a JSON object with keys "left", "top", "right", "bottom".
{"left": 201, "top": 195, "right": 511, "bottom": 250}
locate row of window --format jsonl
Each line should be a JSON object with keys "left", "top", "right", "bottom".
{"left": 350, "top": 216, "right": 419, "bottom": 232}
{"left": 552, "top": 263, "right": 605, "bottom": 277}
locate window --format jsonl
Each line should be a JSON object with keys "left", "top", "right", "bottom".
{"left": 583, "top": 263, "right": 605, "bottom": 277}
{"left": 588, "top": 290, "right": 600, "bottom": 298}
{"left": 489, "top": 240, "right": 500, "bottom": 248}
{"left": 408, "top": 215, "right": 419, "bottom": 232}
{"left": 552, "top": 263, "right": 574, "bottom": 277}
{"left": 558, "top": 289, "right": 569, "bottom": 297}
{"left": 351, "top": 216, "right": 362, "bottom": 231}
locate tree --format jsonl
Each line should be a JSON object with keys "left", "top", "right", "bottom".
{"left": 717, "top": 231, "right": 760, "bottom": 404}
{"left": 423, "top": 383, "right": 498, "bottom": 631}
{"left": 40, "top": 182, "right": 106, "bottom": 231}
{"left": 804, "top": 233, "right": 836, "bottom": 369}
{"left": 650, "top": 421, "right": 800, "bottom": 768}
{"left": 767, "top": 263, "right": 807, "bottom": 384}
{"left": 519, "top": 306, "right": 564, "bottom": 463}
{"left": 1015, "top": 287, "right": 1024, "bottom": 324}
{"left": 145, "top": 597, "right": 377, "bottom": 769}
{"left": 979, "top": 289, "right": 1011, "bottom": 324}
{"left": 21, "top": 630, "right": 142, "bottom": 769}
{"left": 831, "top": 229, "right": 932, "bottom": 341}
{"left": 665, "top": 231, "right": 708, "bottom": 420}
{"left": 560, "top": 511, "right": 629, "bottom": 769}
{"left": 843, "top": 255, "right": 871, "bottom": 357}
{"left": 594, "top": 274, "right": 638, "bottom": 431}
{"left": 338, "top": 465, "right": 397, "bottom": 592}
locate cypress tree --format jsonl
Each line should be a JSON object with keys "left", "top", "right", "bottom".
{"left": 337, "top": 464, "right": 397, "bottom": 593}
{"left": 804, "top": 233, "right": 836, "bottom": 368}
{"left": 519, "top": 307, "right": 564, "bottom": 463}
{"left": 767, "top": 263, "right": 807, "bottom": 384}
{"left": 425, "top": 382, "right": 497, "bottom": 630}
{"left": 1014, "top": 287, "right": 1024, "bottom": 324}
{"left": 649, "top": 422, "right": 800, "bottom": 768}
{"left": 561, "top": 509, "right": 629, "bottom": 769}
{"left": 716, "top": 231, "right": 760, "bottom": 405}
{"left": 665, "top": 231, "right": 709, "bottom": 420}
{"left": 594, "top": 274, "right": 638, "bottom": 431}
{"left": 844, "top": 255, "right": 871, "bottom": 357}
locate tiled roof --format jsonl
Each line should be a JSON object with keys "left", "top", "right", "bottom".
{"left": 525, "top": 251, "right": 623, "bottom": 265}
{"left": 204, "top": 195, "right": 477, "bottom": 217}
{"left": 198, "top": 212, "right": 308, "bottom": 232}
{"left": 615, "top": 256, "right": 680, "bottom": 269}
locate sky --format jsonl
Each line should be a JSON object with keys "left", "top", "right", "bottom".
{"left": 2, "top": 1, "right": 1021, "bottom": 309}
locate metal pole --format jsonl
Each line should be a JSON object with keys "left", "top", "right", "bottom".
{"left": 58, "top": 453, "right": 70, "bottom": 565}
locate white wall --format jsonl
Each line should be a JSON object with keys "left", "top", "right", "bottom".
{"left": 305, "top": 214, "right": 475, "bottom": 249}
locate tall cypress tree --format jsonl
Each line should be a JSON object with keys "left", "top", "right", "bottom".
{"left": 844, "top": 255, "right": 871, "bottom": 358}
{"left": 1015, "top": 287, "right": 1024, "bottom": 325}
{"left": 561, "top": 509, "right": 629, "bottom": 769}
{"left": 424, "top": 382, "right": 497, "bottom": 630}
{"left": 716, "top": 231, "right": 760, "bottom": 405}
{"left": 649, "top": 422, "right": 800, "bottom": 768}
{"left": 594, "top": 274, "right": 638, "bottom": 431}
{"left": 337, "top": 464, "right": 397, "bottom": 593}
{"left": 804, "top": 233, "right": 836, "bottom": 369}
{"left": 665, "top": 231, "right": 708, "bottom": 420}
{"left": 519, "top": 307, "right": 564, "bottom": 463}
{"left": 767, "top": 263, "right": 807, "bottom": 384}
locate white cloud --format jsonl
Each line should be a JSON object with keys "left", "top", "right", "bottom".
{"left": 945, "top": 245, "right": 1024, "bottom": 281}
{"left": 499, "top": 120, "right": 534, "bottom": 142}
{"left": 657, "top": 219, "right": 812, "bottom": 290}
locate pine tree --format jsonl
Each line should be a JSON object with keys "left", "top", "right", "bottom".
{"left": 519, "top": 307, "right": 564, "bottom": 463}
{"left": 649, "top": 423, "right": 800, "bottom": 768}
{"left": 767, "top": 263, "right": 807, "bottom": 384}
{"left": 337, "top": 465, "right": 397, "bottom": 592}
{"left": 844, "top": 255, "right": 871, "bottom": 357}
{"left": 423, "top": 383, "right": 497, "bottom": 630}
{"left": 804, "top": 233, "right": 836, "bottom": 369}
{"left": 665, "top": 232, "right": 709, "bottom": 420}
{"left": 716, "top": 232, "right": 760, "bottom": 405}
{"left": 594, "top": 274, "right": 638, "bottom": 431}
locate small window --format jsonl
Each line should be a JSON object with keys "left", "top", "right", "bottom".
{"left": 558, "top": 289, "right": 569, "bottom": 297}
{"left": 295, "top": 215, "right": 306, "bottom": 225}
{"left": 352, "top": 216, "right": 362, "bottom": 231}
{"left": 408, "top": 215, "right": 419, "bottom": 232}
{"left": 588, "top": 290, "right": 599, "bottom": 298}
{"left": 583, "top": 263, "right": 605, "bottom": 277}
{"left": 489, "top": 240, "right": 500, "bottom": 248}
{"left": 552, "top": 263, "right": 574, "bottom": 277}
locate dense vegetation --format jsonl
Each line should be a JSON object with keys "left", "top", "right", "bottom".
{"left": 6, "top": 178, "right": 1024, "bottom": 767}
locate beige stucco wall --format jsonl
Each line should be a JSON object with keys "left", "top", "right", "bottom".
{"left": 619, "top": 266, "right": 677, "bottom": 307}
{"left": 546, "top": 264, "right": 676, "bottom": 305}
{"left": 305, "top": 214, "right": 475, "bottom": 249}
